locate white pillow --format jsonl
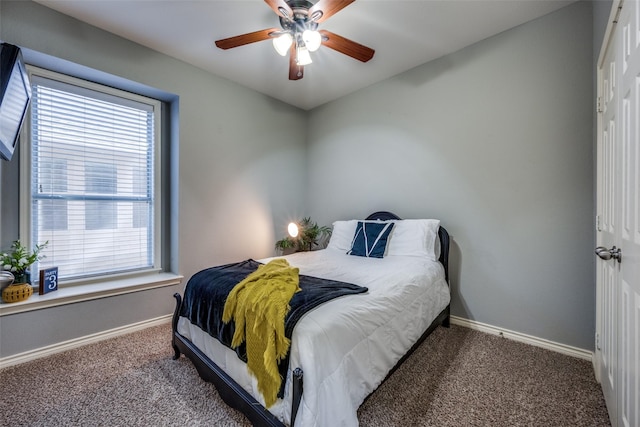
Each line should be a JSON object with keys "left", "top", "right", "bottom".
{"left": 327, "top": 220, "right": 358, "bottom": 252}
{"left": 328, "top": 218, "right": 441, "bottom": 261}
{"left": 386, "top": 219, "right": 440, "bottom": 261}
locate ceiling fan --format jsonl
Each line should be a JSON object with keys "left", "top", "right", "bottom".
{"left": 214, "top": 0, "right": 375, "bottom": 81}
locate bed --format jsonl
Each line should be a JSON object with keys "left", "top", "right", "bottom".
{"left": 171, "top": 211, "right": 451, "bottom": 426}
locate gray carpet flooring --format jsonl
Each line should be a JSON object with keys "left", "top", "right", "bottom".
{"left": 0, "top": 323, "right": 610, "bottom": 426}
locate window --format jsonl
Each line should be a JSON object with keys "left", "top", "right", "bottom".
{"left": 26, "top": 67, "right": 161, "bottom": 283}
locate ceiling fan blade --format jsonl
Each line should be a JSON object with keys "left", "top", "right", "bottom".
{"left": 289, "top": 44, "right": 304, "bottom": 80}
{"left": 215, "top": 28, "right": 279, "bottom": 50}
{"left": 309, "top": 0, "right": 355, "bottom": 23}
{"left": 264, "top": 0, "right": 293, "bottom": 18}
{"left": 319, "top": 30, "right": 374, "bottom": 62}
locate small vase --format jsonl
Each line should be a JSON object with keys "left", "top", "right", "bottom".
{"left": 14, "top": 270, "right": 31, "bottom": 285}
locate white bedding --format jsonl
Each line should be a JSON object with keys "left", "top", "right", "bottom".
{"left": 177, "top": 247, "right": 450, "bottom": 426}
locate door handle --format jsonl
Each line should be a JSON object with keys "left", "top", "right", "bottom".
{"left": 595, "top": 246, "right": 622, "bottom": 263}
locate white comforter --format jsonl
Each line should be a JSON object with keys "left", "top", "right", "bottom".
{"left": 177, "top": 248, "right": 450, "bottom": 426}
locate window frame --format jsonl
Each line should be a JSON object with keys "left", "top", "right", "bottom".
{"left": 19, "top": 65, "right": 164, "bottom": 287}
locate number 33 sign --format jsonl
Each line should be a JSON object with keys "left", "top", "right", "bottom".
{"left": 39, "top": 267, "right": 59, "bottom": 295}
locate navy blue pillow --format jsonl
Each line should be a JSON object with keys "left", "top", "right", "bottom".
{"left": 347, "top": 221, "right": 395, "bottom": 258}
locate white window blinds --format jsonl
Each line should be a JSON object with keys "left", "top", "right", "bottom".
{"left": 29, "top": 70, "right": 161, "bottom": 282}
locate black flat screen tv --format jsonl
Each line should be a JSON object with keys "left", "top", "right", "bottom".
{"left": 0, "top": 43, "right": 32, "bottom": 161}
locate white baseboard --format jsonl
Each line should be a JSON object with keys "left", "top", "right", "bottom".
{"left": 0, "top": 314, "right": 172, "bottom": 369}
{"left": 450, "top": 315, "right": 594, "bottom": 361}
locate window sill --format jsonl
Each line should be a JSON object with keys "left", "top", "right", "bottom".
{"left": 0, "top": 272, "right": 183, "bottom": 316}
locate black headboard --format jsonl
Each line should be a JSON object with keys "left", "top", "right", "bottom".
{"left": 365, "top": 211, "right": 450, "bottom": 284}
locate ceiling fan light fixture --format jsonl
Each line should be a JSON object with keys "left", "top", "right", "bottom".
{"left": 302, "top": 29, "right": 322, "bottom": 52}
{"left": 273, "top": 33, "right": 293, "bottom": 56}
{"left": 214, "top": 0, "right": 375, "bottom": 80}
{"left": 296, "top": 45, "right": 313, "bottom": 66}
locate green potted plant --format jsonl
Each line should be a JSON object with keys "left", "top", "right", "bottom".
{"left": 1, "top": 240, "right": 48, "bottom": 285}
{"left": 275, "top": 217, "right": 331, "bottom": 253}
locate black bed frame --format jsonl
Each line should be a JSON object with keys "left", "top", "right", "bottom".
{"left": 171, "top": 211, "right": 451, "bottom": 426}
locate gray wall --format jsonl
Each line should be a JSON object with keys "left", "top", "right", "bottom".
{"left": 0, "top": 0, "right": 307, "bottom": 358}
{"left": 593, "top": 0, "right": 613, "bottom": 61}
{"left": 306, "top": 1, "right": 596, "bottom": 350}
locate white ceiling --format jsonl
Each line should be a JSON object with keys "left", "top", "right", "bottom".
{"left": 34, "top": 0, "right": 576, "bottom": 110}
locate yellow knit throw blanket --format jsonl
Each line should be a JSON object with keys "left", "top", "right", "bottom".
{"left": 222, "top": 258, "right": 301, "bottom": 407}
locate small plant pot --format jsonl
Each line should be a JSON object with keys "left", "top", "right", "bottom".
{"left": 13, "top": 271, "right": 31, "bottom": 285}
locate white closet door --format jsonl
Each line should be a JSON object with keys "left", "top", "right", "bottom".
{"left": 617, "top": 2, "right": 640, "bottom": 426}
{"left": 597, "top": 8, "right": 620, "bottom": 422}
{"left": 596, "top": 1, "right": 640, "bottom": 426}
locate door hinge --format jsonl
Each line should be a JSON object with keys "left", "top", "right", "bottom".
{"left": 597, "top": 96, "right": 604, "bottom": 113}
{"left": 596, "top": 214, "right": 602, "bottom": 232}
{"left": 596, "top": 333, "right": 601, "bottom": 351}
